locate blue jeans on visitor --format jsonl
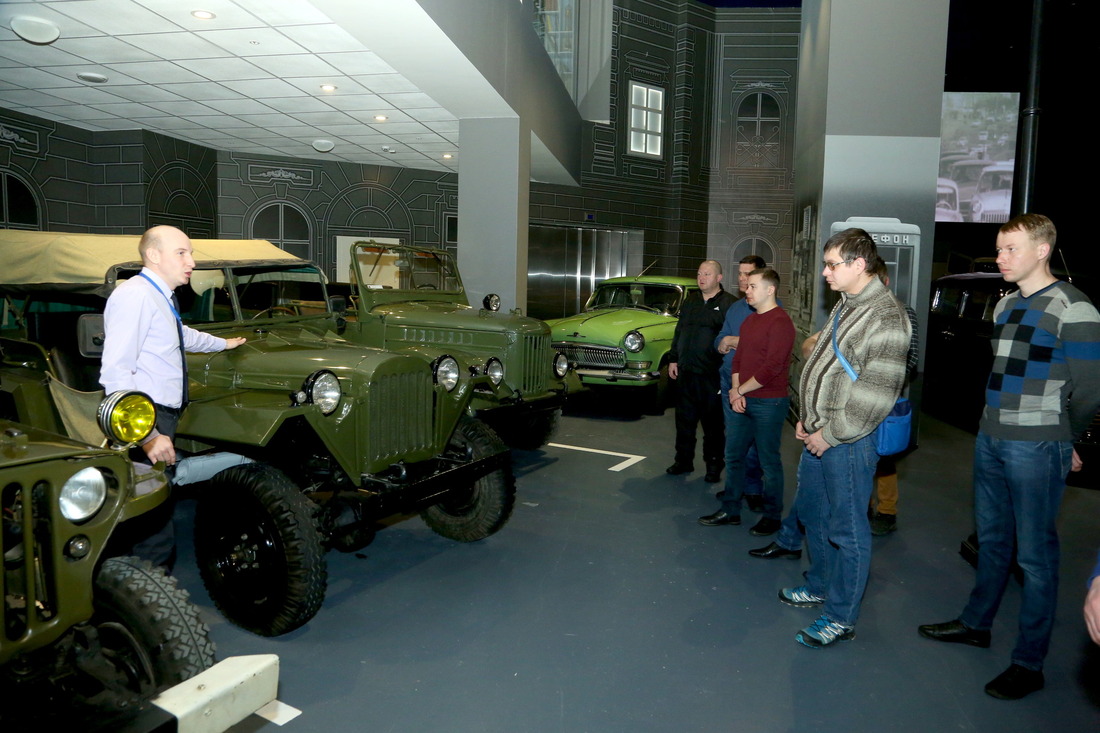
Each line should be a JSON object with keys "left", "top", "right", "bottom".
{"left": 959, "top": 432, "right": 1072, "bottom": 671}
{"left": 774, "top": 501, "right": 803, "bottom": 551}
{"left": 798, "top": 433, "right": 879, "bottom": 627}
{"left": 719, "top": 397, "right": 764, "bottom": 497}
{"left": 720, "top": 396, "right": 789, "bottom": 520}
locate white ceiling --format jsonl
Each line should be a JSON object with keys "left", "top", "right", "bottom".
{"left": 0, "top": 0, "right": 496, "bottom": 173}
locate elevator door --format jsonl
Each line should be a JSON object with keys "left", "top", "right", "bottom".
{"left": 527, "top": 225, "right": 644, "bottom": 320}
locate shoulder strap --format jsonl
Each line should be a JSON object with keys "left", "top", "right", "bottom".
{"left": 831, "top": 307, "right": 858, "bottom": 382}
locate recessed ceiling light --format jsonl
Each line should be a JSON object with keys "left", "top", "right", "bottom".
{"left": 373, "top": 115, "right": 388, "bottom": 122}
{"left": 191, "top": 10, "right": 216, "bottom": 20}
{"left": 77, "top": 72, "right": 109, "bottom": 84}
{"left": 312, "top": 139, "right": 335, "bottom": 153}
{"left": 10, "top": 15, "right": 61, "bottom": 45}
{"left": 442, "top": 153, "right": 453, "bottom": 159}
{"left": 320, "top": 84, "right": 337, "bottom": 92}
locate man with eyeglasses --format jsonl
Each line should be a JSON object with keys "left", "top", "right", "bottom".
{"left": 778, "top": 228, "right": 910, "bottom": 649}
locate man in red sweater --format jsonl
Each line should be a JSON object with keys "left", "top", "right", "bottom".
{"left": 699, "top": 268, "right": 795, "bottom": 535}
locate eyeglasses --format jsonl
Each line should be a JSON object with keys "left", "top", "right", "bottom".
{"left": 823, "top": 259, "right": 853, "bottom": 271}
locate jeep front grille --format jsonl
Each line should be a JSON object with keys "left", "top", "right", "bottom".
{"left": 977, "top": 213, "right": 1010, "bottom": 224}
{"left": 520, "top": 333, "right": 551, "bottom": 393}
{"left": 367, "top": 370, "right": 434, "bottom": 464}
{"left": 1, "top": 480, "right": 55, "bottom": 651}
{"left": 555, "top": 343, "right": 626, "bottom": 369}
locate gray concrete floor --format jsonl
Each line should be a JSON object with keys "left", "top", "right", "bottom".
{"left": 173, "top": 394, "right": 1100, "bottom": 732}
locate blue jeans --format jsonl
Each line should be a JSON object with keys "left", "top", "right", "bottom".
{"left": 721, "top": 397, "right": 789, "bottom": 520}
{"left": 775, "top": 501, "right": 803, "bottom": 551}
{"left": 960, "top": 432, "right": 1072, "bottom": 671}
{"left": 719, "top": 397, "right": 764, "bottom": 496}
{"left": 798, "top": 434, "right": 879, "bottom": 627}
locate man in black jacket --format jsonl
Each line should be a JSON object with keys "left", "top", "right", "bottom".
{"left": 667, "top": 259, "right": 736, "bottom": 482}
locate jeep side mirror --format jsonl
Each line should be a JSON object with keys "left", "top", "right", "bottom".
{"left": 78, "top": 313, "right": 105, "bottom": 358}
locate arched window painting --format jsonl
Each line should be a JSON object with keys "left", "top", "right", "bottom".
{"left": 734, "top": 92, "right": 781, "bottom": 169}
{"left": 252, "top": 203, "right": 311, "bottom": 259}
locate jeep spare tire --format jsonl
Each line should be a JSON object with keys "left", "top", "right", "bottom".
{"left": 420, "top": 417, "right": 515, "bottom": 542}
{"left": 194, "top": 462, "right": 327, "bottom": 637}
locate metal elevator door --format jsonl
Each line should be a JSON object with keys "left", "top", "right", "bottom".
{"left": 526, "top": 225, "right": 644, "bottom": 320}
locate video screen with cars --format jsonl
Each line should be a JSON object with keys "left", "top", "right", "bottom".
{"left": 937, "top": 92, "right": 1019, "bottom": 224}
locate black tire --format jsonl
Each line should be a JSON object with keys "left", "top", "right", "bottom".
{"left": 194, "top": 462, "right": 327, "bottom": 637}
{"left": 91, "top": 556, "right": 215, "bottom": 694}
{"left": 499, "top": 408, "right": 561, "bottom": 450}
{"left": 420, "top": 417, "right": 515, "bottom": 542}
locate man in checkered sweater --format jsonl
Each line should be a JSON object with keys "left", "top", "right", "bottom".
{"left": 920, "top": 214, "right": 1100, "bottom": 700}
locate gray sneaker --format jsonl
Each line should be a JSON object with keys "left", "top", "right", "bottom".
{"left": 796, "top": 614, "right": 855, "bottom": 648}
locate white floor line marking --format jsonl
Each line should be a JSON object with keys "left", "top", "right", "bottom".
{"left": 546, "top": 442, "right": 646, "bottom": 472}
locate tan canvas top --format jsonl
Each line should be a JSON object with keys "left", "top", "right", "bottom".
{"left": 0, "top": 230, "right": 302, "bottom": 291}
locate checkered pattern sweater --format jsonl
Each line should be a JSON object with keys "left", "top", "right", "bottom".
{"left": 800, "top": 277, "right": 911, "bottom": 446}
{"left": 981, "top": 281, "right": 1100, "bottom": 442}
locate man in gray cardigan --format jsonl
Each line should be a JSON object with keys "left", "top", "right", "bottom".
{"left": 779, "top": 228, "right": 910, "bottom": 648}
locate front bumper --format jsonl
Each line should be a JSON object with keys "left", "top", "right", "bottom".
{"left": 574, "top": 368, "right": 661, "bottom": 385}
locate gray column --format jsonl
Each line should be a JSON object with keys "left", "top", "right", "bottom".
{"left": 457, "top": 117, "right": 531, "bottom": 312}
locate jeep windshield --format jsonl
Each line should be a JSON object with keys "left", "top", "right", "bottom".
{"left": 353, "top": 244, "right": 462, "bottom": 294}
{"left": 586, "top": 283, "right": 684, "bottom": 315}
{"left": 115, "top": 263, "right": 332, "bottom": 324}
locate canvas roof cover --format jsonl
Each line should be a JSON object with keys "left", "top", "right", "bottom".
{"left": 0, "top": 230, "right": 303, "bottom": 293}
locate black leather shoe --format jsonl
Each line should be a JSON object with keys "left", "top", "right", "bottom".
{"left": 917, "top": 619, "right": 991, "bottom": 648}
{"left": 745, "top": 494, "right": 764, "bottom": 513}
{"left": 698, "top": 510, "right": 740, "bottom": 526}
{"left": 985, "top": 664, "right": 1044, "bottom": 700}
{"left": 748, "top": 541, "right": 801, "bottom": 560}
{"left": 704, "top": 465, "right": 722, "bottom": 483}
{"left": 666, "top": 462, "right": 694, "bottom": 475}
{"left": 749, "top": 517, "right": 782, "bottom": 537}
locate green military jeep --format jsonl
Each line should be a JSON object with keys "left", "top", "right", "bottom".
{"left": 0, "top": 388, "right": 215, "bottom": 723}
{"left": 338, "top": 241, "right": 570, "bottom": 449}
{"left": 0, "top": 230, "right": 514, "bottom": 638}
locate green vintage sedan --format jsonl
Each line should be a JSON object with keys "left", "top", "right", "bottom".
{"left": 548, "top": 275, "right": 697, "bottom": 403}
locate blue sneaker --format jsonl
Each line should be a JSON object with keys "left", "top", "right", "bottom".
{"left": 796, "top": 615, "right": 855, "bottom": 648}
{"left": 778, "top": 585, "right": 825, "bottom": 608}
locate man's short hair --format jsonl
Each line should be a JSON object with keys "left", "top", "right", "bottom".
{"left": 751, "top": 267, "right": 780, "bottom": 291}
{"left": 824, "top": 228, "right": 884, "bottom": 276}
{"left": 137, "top": 228, "right": 160, "bottom": 262}
{"left": 701, "top": 259, "right": 723, "bottom": 275}
{"left": 740, "top": 254, "right": 766, "bottom": 269}
{"left": 1001, "top": 213, "right": 1057, "bottom": 248}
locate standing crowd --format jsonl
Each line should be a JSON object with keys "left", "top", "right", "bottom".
{"left": 665, "top": 214, "right": 1100, "bottom": 700}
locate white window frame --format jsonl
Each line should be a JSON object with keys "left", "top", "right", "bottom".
{"left": 628, "top": 81, "right": 664, "bottom": 158}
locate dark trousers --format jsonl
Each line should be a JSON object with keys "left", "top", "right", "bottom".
{"left": 673, "top": 369, "right": 725, "bottom": 468}
{"left": 122, "top": 405, "right": 181, "bottom": 569}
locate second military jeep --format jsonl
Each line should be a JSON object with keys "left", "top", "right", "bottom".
{"left": 338, "top": 241, "right": 570, "bottom": 449}
{"left": 0, "top": 230, "right": 514, "bottom": 638}
{"left": 0, "top": 387, "right": 215, "bottom": 724}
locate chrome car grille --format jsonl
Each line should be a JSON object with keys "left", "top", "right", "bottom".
{"left": 367, "top": 370, "right": 434, "bottom": 463}
{"left": 977, "top": 213, "right": 1009, "bottom": 223}
{"left": 555, "top": 343, "right": 626, "bottom": 369}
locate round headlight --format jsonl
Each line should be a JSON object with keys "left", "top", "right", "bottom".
{"left": 553, "top": 351, "right": 570, "bottom": 378}
{"left": 60, "top": 467, "right": 108, "bottom": 523}
{"left": 434, "top": 356, "right": 460, "bottom": 392}
{"left": 482, "top": 293, "right": 501, "bottom": 312}
{"left": 98, "top": 391, "right": 157, "bottom": 444}
{"left": 624, "top": 330, "right": 645, "bottom": 353}
{"left": 485, "top": 358, "right": 504, "bottom": 386}
{"left": 304, "top": 370, "right": 341, "bottom": 415}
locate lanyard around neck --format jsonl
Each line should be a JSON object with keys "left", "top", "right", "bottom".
{"left": 138, "top": 272, "right": 181, "bottom": 321}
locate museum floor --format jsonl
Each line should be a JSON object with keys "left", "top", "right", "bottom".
{"left": 170, "top": 395, "right": 1100, "bottom": 732}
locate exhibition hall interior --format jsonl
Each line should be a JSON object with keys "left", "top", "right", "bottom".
{"left": 0, "top": 0, "right": 1097, "bottom": 730}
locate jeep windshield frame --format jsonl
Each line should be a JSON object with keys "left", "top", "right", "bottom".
{"left": 111, "top": 261, "right": 334, "bottom": 326}
{"left": 350, "top": 242, "right": 466, "bottom": 306}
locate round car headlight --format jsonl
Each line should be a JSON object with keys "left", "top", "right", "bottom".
{"left": 98, "top": 391, "right": 157, "bottom": 444}
{"left": 304, "top": 370, "right": 342, "bottom": 415}
{"left": 434, "top": 356, "right": 460, "bottom": 392}
{"left": 59, "top": 467, "right": 108, "bottom": 523}
{"left": 482, "top": 293, "right": 501, "bottom": 312}
{"left": 485, "top": 357, "right": 504, "bottom": 386}
{"left": 624, "top": 330, "right": 645, "bottom": 353}
{"left": 553, "top": 351, "right": 570, "bottom": 378}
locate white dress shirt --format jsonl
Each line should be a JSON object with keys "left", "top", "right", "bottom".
{"left": 100, "top": 268, "right": 226, "bottom": 408}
